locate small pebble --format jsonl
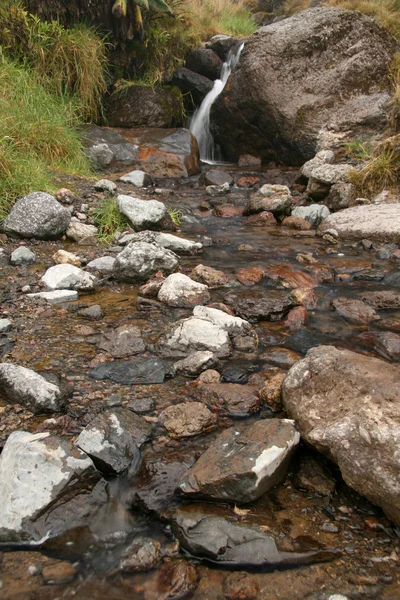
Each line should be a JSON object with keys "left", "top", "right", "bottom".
{"left": 0, "top": 319, "right": 12, "bottom": 333}
{"left": 321, "top": 522, "right": 339, "bottom": 533}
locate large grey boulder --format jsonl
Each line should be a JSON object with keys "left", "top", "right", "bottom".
{"left": 319, "top": 203, "right": 400, "bottom": 243}
{"left": 118, "top": 230, "right": 203, "bottom": 255}
{"left": 0, "top": 431, "right": 99, "bottom": 542}
{"left": 2, "top": 192, "right": 71, "bottom": 240}
{"left": 41, "top": 264, "right": 97, "bottom": 292}
{"left": 117, "top": 195, "right": 167, "bottom": 231}
{"left": 0, "top": 363, "right": 65, "bottom": 414}
{"left": 82, "top": 125, "right": 139, "bottom": 171}
{"left": 179, "top": 419, "right": 299, "bottom": 503}
{"left": 75, "top": 408, "right": 151, "bottom": 474}
{"left": 158, "top": 273, "right": 210, "bottom": 308}
{"left": 113, "top": 241, "right": 179, "bottom": 282}
{"left": 211, "top": 7, "right": 397, "bottom": 164}
{"left": 282, "top": 345, "right": 400, "bottom": 525}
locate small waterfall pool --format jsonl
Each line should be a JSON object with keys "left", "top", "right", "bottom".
{"left": 189, "top": 42, "right": 244, "bottom": 164}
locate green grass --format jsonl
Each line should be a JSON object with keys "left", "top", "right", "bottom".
{"left": 344, "top": 139, "right": 372, "bottom": 160}
{"left": 93, "top": 196, "right": 131, "bottom": 244}
{"left": 349, "top": 134, "right": 400, "bottom": 196}
{"left": 0, "top": 54, "right": 92, "bottom": 221}
{"left": 167, "top": 207, "right": 183, "bottom": 227}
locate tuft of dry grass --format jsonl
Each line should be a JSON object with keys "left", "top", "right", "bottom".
{"left": 349, "top": 135, "right": 400, "bottom": 196}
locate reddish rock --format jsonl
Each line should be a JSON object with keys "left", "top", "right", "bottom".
{"left": 361, "top": 291, "right": 400, "bottom": 310}
{"left": 376, "top": 318, "right": 400, "bottom": 333}
{"left": 265, "top": 265, "right": 318, "bottom": 289}
{"left": 156, "top": 560, "right": 199, "bottom": 600}
{"left": 261, "top": 347, "right": 302, "bottom": 369}
{"left": 237, "top": 243, "right": 255, "bottom": 251}
{"left": 258, "top": 372, "right": 286, "bottom": 411}
{"left": 236, "top": 176, "right": 260, "bottom": 188}
{"left": 244, "top": 211, "right": 277, "bottom": 226}
{"left": 193, "top": 369, "right": 221, "bottom": 386}
{"left": 296, "top": 252, "right": 318, "bottom": 265}
{"left": 238, "top": 154, "right": 261, "bottom": 167}
{"left": 235, "top": 267, "right": 264, "bottom": 287}
{"left": 284, "top": 306, "right": 308, "bottom": 332}
{"left": 311, "top": 264, "right": 335, "bottom": 283}
{"left": 139, "top": 273, "right": 165, "bottom": 297}
{"left": 223, "top": 572, "right": 259, "bottom": 600}
{"left": 332, "top": 258, "right": 373, "bottom": 276}
{"left": 291, "top": 287, "right": 318, "bottom": 310}
{"left": 196, "top": 383, "right": 260, "bottom": 417}
{"left": 282, "top": 216, "right": 312, "bottom": 230}
{"left": 331, "top": 297, "right": 378, "bottom": 324}
{"left": 215, "top": 204, "right": 243, "bottom": 217}
{"left": 190, "top": 264, "right": 230, "bottom": 288}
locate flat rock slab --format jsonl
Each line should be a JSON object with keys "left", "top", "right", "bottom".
{"left": 119, "top": 230, "right": 202, "bottom": 255}
{"left": 172, "top": 509, "right": 331, "bottom": 567}
{"left": 331, "top": 297, "right": 378, "bottom": 324}
{"left": 97, "top": 325, "right": 146, "bottom": 358}
{"left": 224, "top": 290, "right": 296, "bottom": 322}
{"left": 89, "top": 358, "right": 165, "bottom": 385}
{"left": 27, "top": 290, "right": 79, "bottom": 304}
{"left": 282, "top": 345, "right": 400, "bottom": 525}
{"left": 319, "top": 204, "right": 400, "bottom": 243}
{"left": 75, "top": 408, "right": 152, "bottom": 474}
{"left": 178, "top": 419, "right": 299, "bottom": 503}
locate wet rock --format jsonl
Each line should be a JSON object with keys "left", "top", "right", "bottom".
{"left": 93, "top": 178, "right": 117, "bottom": 194}
{"left": 140, "top": 275, "right": 165, "bottom": 297}
{"left": 119, "top": 170, "right": 152, "bottom": 187}
{"left": 86, "top": 255, "right": 116, "bottom": 273}
{"left": 196, "top": 383, "right": 260, "bottom": 418}
{"left": 215, "top": 204, "right": 244, "bottom": 217}
{"left": 319, "top": 204, "right": 400, "bottom": 243}
{"left": 156, "top": 559, "right": 199, "bottom": 600}
{"left": 168, "top": 67, "right": 213, "bottom": 105}
{"left": 82, "top": 125, "right": 140, "bottom": 170}
{"left": 41, "top": 264, "right": 97, "bottom": 292}
{"left": 158, "top": 316, "right": 231, "bottom": 358}
{"left": 42, "top": 561, "right": 77, "bottom": 585}
{"left": 361, "top": 290, "right": 400, "bottom": 310}
{"left": 75, "top": 408, "right": 151, "bottom": 474}
{"left": 294, "top": 455, "right": 336, "bottom": 496}
{"left": 114, "top": 242, "right": 179, "bottom": 282}
{"left": 353, "top": 331, "right": 400, "bottom": 361}
{"left": 265, "top": 265, "right": 317, "bottom": 289}
{"left": 120, "top": 230, "right": 202, "bottom": 255}
{"left": 186, "top": 48, "right": 223, "bottom": 80}
{"left": 291, "top": 287, "right": 318, "bottom": 310}
{"left": 190, "top": 264, "right": 230, "bottom": 288}
{"left": 10, "top": 246, "right": 36, "bottom": 266}
{"left": 193, "top": 305, "right": 252, "bottom": 337}
{"left": 259, "top": 372, "right": 286, "bottom": 411}
{"left": 106, "top": 84, "right": 183, "bottom": 128}
{"left": 89, "top": 358, "right": 165, "bottom": 385}
{"left": 223, "top": 572, "right": 259, "bottom": 600}
{"left": 158, "top": 273, "right": 210, "bottom": 308}
{"left": 204, "top": 169, "right": 233, "bottom": 186}
{"left": 128, "top": 397, "right": 155, "bottom": 414}
{"left": 206, "top": 34, "right": 239, "bottom": 60}
{"left": 0, "top": 431, "right": 98, "bottom": 542}
{"left": 376, "top": 318, "right": 400, "bottom": 333}
{"left": 383, "top": 271, "right": 400, "bottom": 286}
{"left": 206, "top": 182, "right": 230, "bottom": 196}
{"left": 235, "top": 267, "right": 263, "bottom": 287}
{"left": 281, "top": 216, "right": 313, "bottom": 230}
{"left": 211, "top": 8, "right": 396, "bottom": 164}
{"left": 117, "top": 195, "right": 167, "bottom": 231}
{"left": 159, "top": 401, "right": 217, "bottom": 439}
{"left": 0, "top": 363, "right": 65, "bottom": 414}
{"left": 173, "top": 351, "right": 219, "bottom": 377}
{"left": 97, "top": 325, "right": 146, "bottom": 358}
{"left": 283, "top": 306, "right": 308, "bottom": 333}
{"left": 66, "top": 220, "right": 99, "bottom": 243}
{"left": 172, "top": 509, "right": 325, "bottom": 567}
{"left": 311, "top": 264, "right": 335, "bottom": 284}
{"left": 244, "top": 211, "right": 278, "bottom": 226}
{"left": 53, "top": 249, "right": 81, "bottom": 267}
{"left": 244, "top": 185, "right": 292, "bottom": 217}
{"left": 261, "top": 347, "right": 302, "bottom": 369}
{"left": 224, "top": 290, "right": 296, "bottom": 322}
{"left": 331, "top": 297, "right": 378, "bottom": 324}
{"left": 236, "top": 176, "right": 260, "bottom": 188}
{"left": 282, "top": 345, "right": 400, "bottom": 525}
{"left": 2, "top": 192, "right": 71, "bottom": 240}
{"left": 27, "top": 290, "right": 79, "bottom": 304}
{"left": 194, "top": 369, "right": 221, "bottom": 385}
{"left": 118, "top": 538, "right": 162, "bottom": 573}
{"left": 292, "top": 205, "right": 330, "bottom": 227}
{"left": 179, "top": 419, "right": 299, "bottom": 502}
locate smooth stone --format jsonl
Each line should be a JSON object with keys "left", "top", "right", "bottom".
{"left": 292, "top": 204, "right": 330, "bottom": 227}
{"left": 319, "top": 203, "right": 400, "bottom": 243}
{"left": 27, "top": 290, "right": 78, "bottom": 304}
{"left": 196, "top": 383, "right": 260, "bottom": 418}
{"left": 158, "top": 317, "right": 231, "bottom": 358}
{"left": 331, "top": 297, "right": 379, "bottom": 324}
{"left": 173, "top": 351, "right": 219, "bottom": 377}
{"left": 89, "top": 358, "right": 165, "bottom": 385}
{"left": 158, "top": 273, "right": 210, "bottom": 308}
{"left": 41, "top": 264, "right": 97, "bottom": 292}
{"left": 10, "top": 246, "right": 36, "bottom": 266}
{"left": 0, "top": 363, "right": 65, "bottom": 414}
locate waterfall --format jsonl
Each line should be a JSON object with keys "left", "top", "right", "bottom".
{"left": 189, "top": 42, "right": 244, "bottom": 164}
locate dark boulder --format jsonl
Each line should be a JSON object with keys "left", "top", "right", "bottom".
{"left": 185, "top": 48, "right": 223, "bottom": 81}
{"left": 168, "top": 67, "right": 213, "bottom": 105}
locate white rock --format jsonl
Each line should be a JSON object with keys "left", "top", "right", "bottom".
{"left": 158, "top": 274, "right": 210, "bottom": 308}
{"left": 159, "top": 317, "right": 231, "bottom": 358}
{"left": 117, "top": 195, "right": 167, "bottom": 230}
{"left": 93, "top": 179, "right": 117, "bottom": 194}
{"left": 0, "top": 319, "right": 12, "bottom": 333}
{"left": 206, "top": 182, "right": 230, "bottom": 196}
{"left": 301, "top": 150, "right": 335, "bottom": 179}
{"left": 86, "top": 256, "right": 116, "bottom": 273}
{"left": 113, "top": 241, "right": 179, "bottom": 282}
{"left": 27, "top": 290, "right": 79, "bottom": 304}
{"left": 292, "top": 204, "right": 330, "bottom": 227}
{"left": 66, "top": 221, "right": 98, "bottom": 242}
{"left": 52, "top": 249, "right": 81, "bottom": 267}
{"left": 119, "top": 170, "right": 152, "bottom": 187}
{"left": 0, "top": 363, "right": 64, "bottom": 413}
{"left": 41, "top": 264, "right": 97, "bottom": 292}
{"left": 118, "top": 230, "right": 202, "bottom": 255}
{"left": 193, "top": 305, "right": 251, "bottom": 336}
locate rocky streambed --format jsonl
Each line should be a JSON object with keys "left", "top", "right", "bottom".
{"left": 1, "top": 158, "right": 400, "bottom": 600}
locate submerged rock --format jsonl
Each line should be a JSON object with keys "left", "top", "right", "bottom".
{"left": 118, "top": 537, "right": 162, "bottom": 573}
{"left": 89, "top": 358, "right": 165, "bottom": 385}
{"left": 97, "top": 325, "right": 146, "bottom": 358}
{"left": 75, "top": 408, "right": 151, "bottom": 474}
{"left": 282, "top": 345, "right": 400, "bottom": 525}
{"left": 0, "top": 363, "right": 65, "bottom": 414}
{"left": 178, "top": 419, "right": 299, "bottom": 502}
{"left": 331, "top": 297, "right": 378, "bottom": 324}
{"left": 2, "top": 192, "right": 71, "bottom": 240}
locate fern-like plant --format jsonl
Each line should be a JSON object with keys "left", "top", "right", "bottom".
{"left": 112, "top": 0, "right": 173, "bottom": 39}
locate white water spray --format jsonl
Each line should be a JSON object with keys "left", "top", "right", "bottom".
{"left": 189, "top": 42, "right": 244, "bottom": 164}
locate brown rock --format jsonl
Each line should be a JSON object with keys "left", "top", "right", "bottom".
{"left": 197, "top": 383, "right": 260, "bottom": 417}
{"left": 159, "top": 402, "right": 217, "bottom": 438}
{"left": 291, "top": 287, "right": 318, "bottom": 310}
{"left": 294, "top": 455, "right": 336, "bottom": 496}
{"left": 282, "top": 216, "right": 312, "bottom": 230}
{"left": 223, "top": 572, "right": 259, "bottom": 600}
{"left": 331, "top": 297, "right": 378, "bottom": 324}
{"left": 265, "top": 265, "right": 317, "bottom": 289}
{"left": 194, "top": 369, "right": 221, "bottom": 386}
{"left": 236, "top": 176, "right": 260, "bottom": 188}
{"left": 258, "top": 372, "right": 286, "bottom": 411}
{"left": 235, "top": 267, "right": 264, "bottom": 286}
{"left": 191, "top": 264, "right": 230, "bottom": 288}
{"left": 215, "top": 204, "right": 243, "bottom": 217}
{"left": 42, "top": 561, "right": 77, "bottom": 585}
{"left": 311, "top": 264, "right": 335, "bottom": 283}
{"left": 261, "top": 347, "right": 302, "bottom": 369}
{"left": 361, "top": 290, "right": 400, "bottom": 310}
{"left": 244, "top": 211, "right": 278, "bottom": 226}
{"left": 376, "top": 318, "right": 400, "bottom": 333}
{"left": 156, "top": 560, "right": 199, "bottom": 600}
{"left": 238, "top": 154, "right": 261, "bottom": 167}
{"left": 284, "top": 306, "right": 308, "bottom": 332}
{"left": 224, "top": 289, "right": 296, "bottom": 322}
{"left": 118, "top": 538, "right": 161, "bottom": 573}
{"left": 353, "top": 331, "right": 400, "bottom": 361}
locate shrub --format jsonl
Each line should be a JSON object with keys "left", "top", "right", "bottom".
{"left": 349, "top": 135, "right": 400, "bottom": 196}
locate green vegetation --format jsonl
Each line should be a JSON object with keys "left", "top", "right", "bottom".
{"left": 325, "top": 0, "right": 400, "bottom": 41}
{"left": 344, "top": 139, "right": 372, "bottom": 160}
{"left": 93, "top": 196, "right": 131, "bottom": 244}
{"left": 167, "top": 207, "right": 183, "bottom": 227}
{"left": 349, "top": 135, "right": 400, "bottom": 196}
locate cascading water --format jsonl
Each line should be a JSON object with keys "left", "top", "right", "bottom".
{"left": 189, "top": 42, "right": 244, "bottom": 164}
